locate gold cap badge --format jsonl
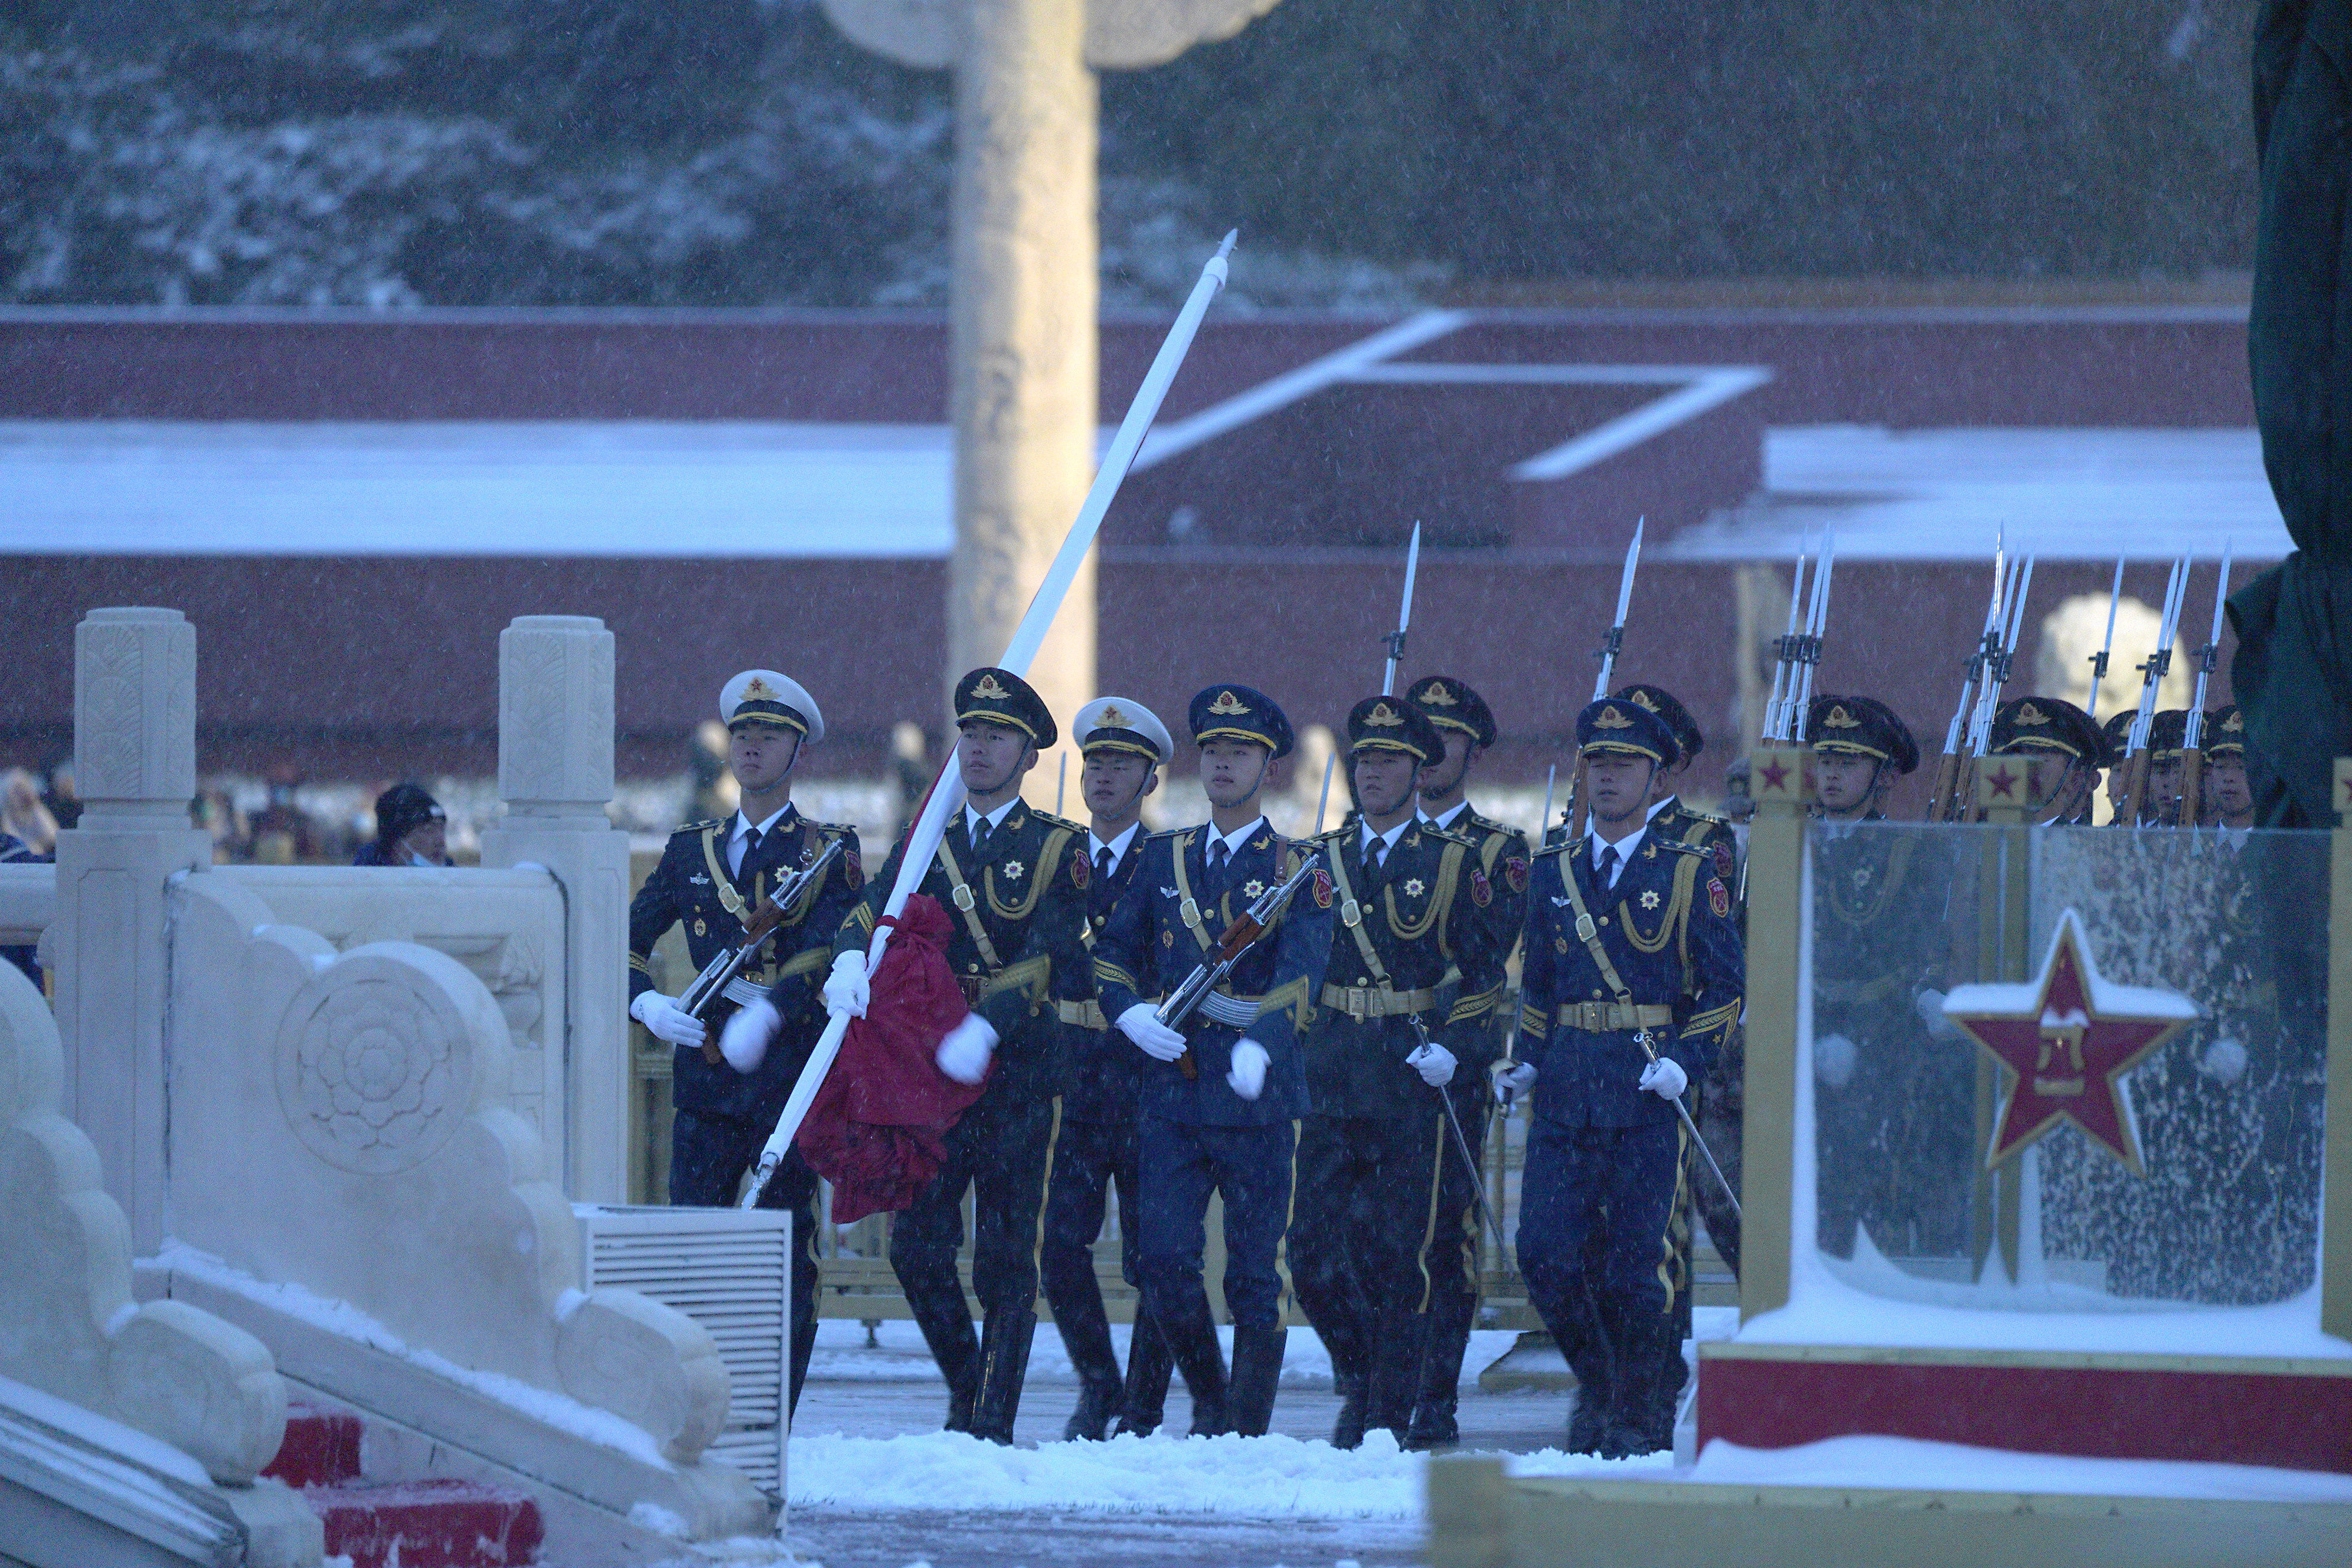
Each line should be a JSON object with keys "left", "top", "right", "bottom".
{"left": 1208, "top": 690, "right": 1250, "bottom": 715}
{"left": 1367, "top": 702, "right": 1404, "bottom": 727}
{"left": 2223, "top": 709, "right": 2244, "bottom": 731}
{"left": 1099, "top": 704, "right": 1128, "bottom": 729}
{"left": 2017, "top": 701, "right": 2050, "bottom": 726}
{"left": 1419, "top": 682, "right": 1458, "bottom": 706}
{"left": 741, "top": 676, "right": 778, "bottom": 704}
{"left": 1629, "top": 690, "right": 1659, "bottom": 712}
{"left": 972, "top": 673, "right": 1011, "bottom": 700}
{"left": 1594, "top": 705, "right": 1633, "bottom": 730}
{"left": 1825, "top": 705, "right": 1861, "bottom": 729}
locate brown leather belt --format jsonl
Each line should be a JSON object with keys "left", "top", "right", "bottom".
{"left": 1319, "top": 983, "right": 1438, "bottom": 1020}
{"left": 1556, "top": 1001, "right": 1674, "bottom": 1033}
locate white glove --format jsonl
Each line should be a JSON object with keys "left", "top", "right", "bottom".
{"left": 1406, "top": 1040, "right": 1458, "bottom": 1086}
{"left": 1638, "top": 1057, "right": 1688, "bottom": 1100}
{"left": 719, "top": 998, "right": 779, "bottom": 1072}
{"left": 2200, "top": 1037, "right": 2248, "bottom": 1085}
{"left": 1814, "top": 1032, "right": 1857, "bottom": 1089}
{"left": 824, "top": 950, "right": 870, "bottom": 1017}
{"left": 1226, "top": 1040, "right": 1270, "bottom": 1100}
{"left": 935, "top": 1012, "right": 999, "bottom": 1085}
{"left": 1491, "top": 1059, "right": 1537, "bottom": 1106}
{"left": 1916, "top": 988, "right": 1966, "bottom": 1043}
{"left": 630, "top": 991, "right": 706, "bottom": 1048}
{"left": 1117, "top": 1002, "right": 1189, "bottom": 1063}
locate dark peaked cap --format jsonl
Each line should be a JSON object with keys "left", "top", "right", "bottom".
{"left": 1347, "top": 695, "right": 1442, "bottom": 763}
{"left": 955, "top": 667, "right": 1057, "bottom": 749}
{"left": 1406, "top": 674, "right": 1497, "bottom": 749}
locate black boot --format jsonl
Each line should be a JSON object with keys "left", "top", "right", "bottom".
{"left": 900, "top": 1269, "right": 981, "bottom": 1433}
{"left": 1155, "top": 1297, "right": 1230, "bottom": 1438}
{"left": 1113, "top": 1314, "right": 1174, "bottom": 1436}
{"left": 1054, "top": 1295, "right": 1125, "bottom": 1441}
{"left": 1566, "top": 1387, "right": 1612, "bottom": 1456}
{"left": 1365, "top": 1306, "right": 1430, "bottom": 1446}
{"left": 1331, "top": 1370, "right": 1369, "bottom": 1450}
{"left": 1227, "top": 1325, "right": 1287, "bottom": 1438}
{"left": 1404, "top": 1289, "right": 1475, "bottom": 1452}
{"left": 1557, "top": 1289, "right": 1616, "bottom": 1456}
{"left": 969, "top": 1306, "right": 1039, "bottom": 1446}
{"left": 1602, "top": 1308, "right": 1677, "bottom": 1458}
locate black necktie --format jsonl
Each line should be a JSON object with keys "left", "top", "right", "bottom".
{"left": 739, "top": 826, "right": 763, "bottom": 879}
{"left": 1596, "top": 844, "right": 1620, "bottom": 888}
{"left": 1096, "top": 846, "right": 1115, "bottom": 884}
{"left": 1207, "top": 838, "right": 1230, "bottom": 900}
{"left": 970, "top": 816, "right": 994, "bottom": 861}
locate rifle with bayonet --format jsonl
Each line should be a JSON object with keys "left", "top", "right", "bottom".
{"left": 2086, "top": 557, "right": 2125, "bottom": 723}
{"left": 2176, "top": 544, "right": 2233, "bottom": 828}
{"left": 1563, "top": 518, "right": 1646, "bottom": 839}
{"left": 1928, "top": 538, "right": 2009, "bottom": 821}
{"left": 677, "top": 836, "right": 847, "bottom": 1060}
{"left": 1382, "top": 522, "right": 1423, "bottom": 698}
{"left": 1155, "top": 851, "right": 1325, "bottom": 1081}
{"left": 1956, "top": 552, "right": 2034, "bottom": 820}
{"left": 2116, "top": 557, "right": 2191, "bottom": 828}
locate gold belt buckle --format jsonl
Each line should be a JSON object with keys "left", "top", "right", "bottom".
{"left": 952, "top": 884, "right": 977, "bottom": 912}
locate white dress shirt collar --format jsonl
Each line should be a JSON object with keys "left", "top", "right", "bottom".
{"left": 965, "top": 798, "right": 1021, "bottom": 841}
{"left": 729, "top": 804, "right": 795, "bottom": 876}
{"left": 1585, "top": 821, "right": 1647, "bottom": 887}
{"left": 1420, "top": 798, "right": 1472, "bottom": 832}
{"left": 1359, "top": 816, "right": 1412, "bottom": 862}
{"left": 1203, "top": 815, "right": 1266, "bottom": 861}
{"left": 1090, "top": 821, "right": 1143, "bottom": 866}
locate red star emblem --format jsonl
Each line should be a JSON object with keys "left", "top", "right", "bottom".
{"left": 1758, "top": 757, "right": 1792, "bottom": 793}
{"left": 1985, "top": 762, "right": 2020, "bottom": 799}
{"left": 1941, "top": 911, "right": 2195, "bottom": 1172}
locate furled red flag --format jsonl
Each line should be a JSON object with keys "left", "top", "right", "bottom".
{"left": 794, "top": 893, "right": 985, "bottom": 1221}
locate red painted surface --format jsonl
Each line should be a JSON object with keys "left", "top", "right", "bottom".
{"left": 308, "top": 1478, "right": 544, "bottom": 1568}
{"left": 1698, "top": 1354, "right": 2352, "bottom": 1475}
{"left": 263, "top": 1403, "right": 363, "bottom": 1489}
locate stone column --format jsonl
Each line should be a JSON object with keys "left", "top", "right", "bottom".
{"left": 824, "top": 0, "right": 1279, "bottom": 773}
{"left": 54, "top": 607, "right": 212, "bottom": 1252}
{"left": 479, "top": 616, "right": 632, "bottom": 1204}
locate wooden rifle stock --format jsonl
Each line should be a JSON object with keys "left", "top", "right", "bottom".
{"left": 1926, "top": 751, "right": 1962, "bottom": 823}
{"left": 2176, "top": 747, "right": 2205, "bottom": 828}
{"left": 2117, "top": 750, "right": 2154, "bottom": 827}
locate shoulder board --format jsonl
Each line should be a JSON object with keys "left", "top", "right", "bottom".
{"left": 1417, "top": 824, "right": 1478, "bottom": 850}
{"left": 1654, "top": 835, "right": 1709, "bottom": 857}
{"left": 1308, "top": 827, "right": 1352, "bottom": 846}
{"left": 674, "top": 818, "right": 723, "bottom": 836}
{"left": 1684, "top": 807, "right": 1732, "bottom": 828}
{"left": 1532, "top": 839, "right": 1574, "bottom": 860}
{"left": 1030, "top": 809, "right": 1086, "bottom": 834}
{"left": 812, "top": 818, "right": 859, "bottom": 838}
{"left": 1145, "top": 826, "right": 1189, "bottom": 841}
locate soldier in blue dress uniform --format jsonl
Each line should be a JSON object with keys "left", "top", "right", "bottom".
{"left": 1291, "top": 696, "right": 1510, "bottom": 1449}
{"left": 1400, "top": 674, "right": 1531, "bottom": 1451}
{"left": 1041, "top": 695, "right": 1177, "bottom": 1441}
{"left": 827, "top": 667, "right": 1096, "bottom": 1444}
{"left": 1094, "top": 685, "right": 1336, "bottom": 1438}
{"left": 626, "top": 669, "right": 865, "bottom": 1415}
{"left": 1506, "top": 697, "right": 1743, "bottom": 1457}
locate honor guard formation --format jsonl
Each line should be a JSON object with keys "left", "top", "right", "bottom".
{"left": 623, "top": 535, "right": 2261, "bottom": 1458}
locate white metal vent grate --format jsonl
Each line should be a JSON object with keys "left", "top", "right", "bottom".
{"left": 575, "top": 1204, "right": 792, "bottom": 1493}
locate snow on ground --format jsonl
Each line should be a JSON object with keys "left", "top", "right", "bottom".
{"left": 811, "top": 1319, "right": 1521, "bottom": 1390}
{"left": 786, "top": 1426, "right": 1668, "bottom": 1520}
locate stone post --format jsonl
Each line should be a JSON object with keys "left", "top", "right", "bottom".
{"left": 1737, "top": 745, "right": 1808, "bottom": 1322}
{"left": 823, "top": 0, "right": 1279, "bottom": 769}
{"left": 479, "top": 616, "right": 632, "bottom": 1204}
{"left": 54, "top": 607, "right": 212, "bottom": 1252}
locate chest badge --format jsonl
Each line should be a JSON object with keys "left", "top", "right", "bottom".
{"left": 1556, "top": 937, "right": 1570, "bottom": 954}
{"left": 1002, "top": 860, "right": 1025, "bottom": 881}
{"left": 1161, "top": 929, "right": 1177, "bottom": 949}
{"left": 688, "top": 873, "right": 710, "bottom": 887}
{"left": 1242, "top": 879, "right": 1266, "bottom": 899}
{"left": 1853, "top": 865, "right": 1874, "bottom": 890}
{"left": 1403, "top": 877, "right": 1426, "bottom": 898}
{"left": 1639, "top": 889, "right": 1661, "bottom": 910}
{"left": 692, "top": 917, "right": 707, "bottom": 937}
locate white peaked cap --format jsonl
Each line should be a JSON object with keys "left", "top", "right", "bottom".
{"left": 720, "top": 669, "right": 824, "bottom": 744}
{"left": 1073, "top": 695, "right": 1173, "bottom": 763}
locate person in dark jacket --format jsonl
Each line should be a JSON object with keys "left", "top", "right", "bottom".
{"left": 1290, "top": 695, "right": 1509, "bottom": 1450}
{"left": 828, "top": 667, "right": 1094, "bottom": 1445}
{"left": 1041, "top": 695, "right": 1175, "bottom": 1440}
{"left": 631, "top": 669, "right": 865, "bottom": 1416}
{"left": 352, "top": 784, "right": 451, "bottom": 867}
{"left": 1094, "top": 684, "right": 1337, "bottom": 1439}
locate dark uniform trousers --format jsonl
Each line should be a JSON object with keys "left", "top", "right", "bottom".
{"left": 1092, "top": 820, "right": 1337, "bottom": 1437}
{"left": 1407, "top": 806, "right": 1530, "bottom": 1447}
{"left": 1040, "top": 1110, "right": 1168, "bottom": 1427}
{"left": 837, "top": 802, "right": 1093, "bottom": 1442}
{"left": 628, "top": 807, "right": 865, "bottom": 1422}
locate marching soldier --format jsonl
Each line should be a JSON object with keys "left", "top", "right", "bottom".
{"left": 1505, "top": 697, "right": 1742, "bottom": 1459}
{"left": 1095, "top": 686, "right": 1335, "bottom": 1438}
{"left": 1613, "top": 682, "right": 1745, "bottom": 1288}
{"left": 1043, "top": 697, "right": 1176, "bottom": 1441}
{"left": 1400, "top": 674, "right": 1530, "bottom": 1451}
{"left": 2206, "top": 705, "right": 2256, "bottom": 829}
{"left": 1291, "top": 696, "right": 1507, "bottom": 1450}
{"left": 827, "top": 668, "right": 1094, "bottom": 1444}
{"left": 1804, "top": 694, "right": 1972, "bottom": 1262}
{"left": 1988, "top": 696, "right": 2105, "bottom": 825}
{"left": 627, "top": 670, "right": 864, "bottom": 1415}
